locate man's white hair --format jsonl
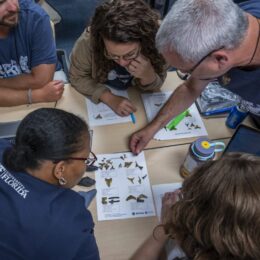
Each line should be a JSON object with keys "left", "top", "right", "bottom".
{"left": 156, "top": 0, "right": 248, "bottom": 63}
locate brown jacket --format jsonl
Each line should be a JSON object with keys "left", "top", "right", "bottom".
{"left": 69, "top": 31, "right": 167, "bottom": 104}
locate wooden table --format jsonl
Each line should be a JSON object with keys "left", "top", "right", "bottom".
{"left": 0, "top": 72, "right": 238, "bottom": 260}
{"left": 85, "top": 141, "right": 230, "bottom": 260}
{"left": 57, "top": 72, "right": 235, "bottom": 154}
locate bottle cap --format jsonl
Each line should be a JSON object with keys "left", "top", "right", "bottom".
{"left": 192, "top": 137, "right": 215, "bottom": 160}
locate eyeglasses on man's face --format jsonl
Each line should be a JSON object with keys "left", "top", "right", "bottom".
{"left": 104, "top": 46, "right": 141, "bottom": 61}
{"left": 176, "top": 46, "right": 224, "bottom": 81}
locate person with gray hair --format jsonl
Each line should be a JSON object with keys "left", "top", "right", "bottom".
{"left": 130, "top": 0, "right": 260, "bottom": 154}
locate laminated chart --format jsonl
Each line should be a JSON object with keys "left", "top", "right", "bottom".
{"left": 142, "top": 91, "right": 208, "bottom": 140}
{"left": 86, "top": 87, "right": 131, "bottom": 126}
{"left": 95, "top": 152, "right": 155, "bottom": 221}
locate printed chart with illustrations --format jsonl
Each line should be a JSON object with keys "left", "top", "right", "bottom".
{"left": 86, "top": 87, "right": 131, "bottom": 127}
{"left": 142, "top": 91, "right": 208, "bottom": 140}
{"left": 95, "top": 152, "right": 155, "bottom": 221}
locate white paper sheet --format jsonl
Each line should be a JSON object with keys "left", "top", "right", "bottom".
{"left": 152, "top": 183, "right": 187, "bottom": 260}
{"left": 86, "top": 87, "right": 131, "bottom": 126}
{"left": 142, "top": 91, "right": 208, "bottom": 140}
{"left": 95, "top": 152, "right": 155, "bottom": 221}
{"left": 152, "top": 183, "right": 182, "bottom": 221}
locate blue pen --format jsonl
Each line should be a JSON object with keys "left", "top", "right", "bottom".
{"left": 204, "top": 106, "right": 234, "bottom": 116}
{"left": 130, "top": 113, "right": 136, "bottom": 124}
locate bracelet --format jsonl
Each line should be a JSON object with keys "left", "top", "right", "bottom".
{"left": 27, "top": 88, "right": 32, "bottom": 105}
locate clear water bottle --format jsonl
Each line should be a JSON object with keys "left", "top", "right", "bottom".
{"left": 180, "top": 137, "right": 225, "bottom": 178}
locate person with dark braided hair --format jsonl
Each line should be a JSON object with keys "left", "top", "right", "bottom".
{"left": 0, "top": 108, "right": 100, "bottom": 260}
{"left": 69, "top": 0, "right": 167, "bottom": 117}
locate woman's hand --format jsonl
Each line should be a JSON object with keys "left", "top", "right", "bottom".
{"left": 127, "top": 54, "right": 157, "bottom": 85}
{"left": 161, "top": 190, "right": 181, "bottom": 224}
{"left": 100, "top": 90, "right": 137, "bottom": 116}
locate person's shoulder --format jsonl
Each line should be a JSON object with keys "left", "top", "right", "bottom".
{"left": 19, "top": 0, "right": 49, "bottom": 20}
{"left": 239, "top": 0, "right": 260, "bottom": 18}
{"left": 58, "top": 189, "right": 93, "bottom": 219}
{"left": 77, "top": 30, "right": 91, "bottom": 46}
{"left": 72, "top": 29, "right": 92, "bottom": 55}
{"left": 53, "top": 189, "right": 94, "bottom": 237}
{"left": 0, "top": 139, "right": 12, "bottom": 162}
{"left": 0, "top": 138, "right": 11, "bottom": 149}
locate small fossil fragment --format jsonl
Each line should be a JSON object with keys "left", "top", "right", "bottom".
{"left": 95, "top": 114, "right": 102, "bottom": 119}
{"left": 126, "top": 195, "right": 136, "bottom": 201}
{"left": 102, "top": 197, "right": 107, "bottom": 204}
{"left": 135, "top": 162, "right": 143, "bottom": 170}
{"left": 127, "top": 177, "right": 135, "bottom": 184}
{"left": 124, "top": 162, "right": 132, "bottom": 168}
{"left": 105, "top": 178, "right": 112, "bottom": 187}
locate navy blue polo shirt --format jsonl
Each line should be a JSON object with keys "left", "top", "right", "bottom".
{"left": 0, "top": 139, "right": 100, "bottom": 260}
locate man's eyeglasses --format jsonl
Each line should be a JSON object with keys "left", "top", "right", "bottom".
{"left": 176, "top": 46, "right": 224, "bottom": 81}
{"left": 65, "top": 151, "right": 97, "bottom": 166}
{"left": 104, "top": 47, "right": 141, "bottom": 61}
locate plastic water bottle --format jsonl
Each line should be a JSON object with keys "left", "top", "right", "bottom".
{"left": 180, "top": 137, "right": 225, "bottom": 178}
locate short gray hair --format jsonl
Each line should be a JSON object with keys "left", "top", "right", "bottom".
{"left": 156, "top": 0, "right": 248, "bottom": 63}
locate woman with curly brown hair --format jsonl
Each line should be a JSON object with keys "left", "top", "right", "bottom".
{"left": 131, "top": 153, "right": 260, "bottom": 260}
{"left": 69, "top": 0, "right": 166, "bottom": 117}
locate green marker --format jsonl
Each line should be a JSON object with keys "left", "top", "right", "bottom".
{"left": 166, "top": 110, "right": 188, "bottom": 130}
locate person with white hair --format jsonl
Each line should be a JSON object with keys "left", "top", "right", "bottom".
{"left": 130, "top": 0, "right": 260, "bottom": 154}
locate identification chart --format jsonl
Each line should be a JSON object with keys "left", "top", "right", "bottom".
{"left": 95, "top": 152, "right": 155, "bottom": 221}
{"left": 86, "top": 87, "right": 131, "bottom": 127}
{"left": 142, "top": 91, "right": 208, "bottom": 140}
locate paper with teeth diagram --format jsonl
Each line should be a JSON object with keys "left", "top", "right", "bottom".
{"left": 142, "top": 91, "right": 208, "bottom": 140}
{"left": 95, "top": 151, "right": 155, "bottom": 221}
{"left": 86, "top": 87, "right": 131, "bottom": 126}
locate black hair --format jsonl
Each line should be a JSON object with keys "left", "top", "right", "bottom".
{"left": 3, "top": 108, "right": 89, "bottom": 172}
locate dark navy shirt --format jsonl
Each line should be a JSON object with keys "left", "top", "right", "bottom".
{"left": 105, "top": 64, "right": 133, "bottom": 90}
{"left": 0, "top": 0, "right": 57, "bottom": 78}
{"left": 217, "top": 0, "right": 260, "bottom": 116}
{"left": 0, "top": 139, "right": 100, "bottom": 260}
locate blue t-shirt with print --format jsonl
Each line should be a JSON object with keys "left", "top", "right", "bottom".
{"left": 217, "top": 0, "right": 260, "bottom": 116}
{"left": 0, "top": 0, "right": 57, "bottom": 78}
{"left": 0, "top": 139, "right": 100, "bottom": 260}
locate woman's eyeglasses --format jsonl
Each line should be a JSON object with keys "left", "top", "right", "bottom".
{"left": 65, "top": 151, "right": 97, "bottom": 166}
{"left": 104, "top": 47, "right": 141, "bottom": 61}
{"left": 51, "top": 151, "right": 97, "bottom": 167}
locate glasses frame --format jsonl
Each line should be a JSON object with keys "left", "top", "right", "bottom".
{"left": 65, "top": 151, "right": 97, "bottom": 167}
{"left": 176, "top": 46, "right": 224, "bottom": 81}
{"left": 104, "top": 46, "right": 141, "bottom": 61}
{"left": 50, "top": 151, "right": 97, "bottom": 167}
